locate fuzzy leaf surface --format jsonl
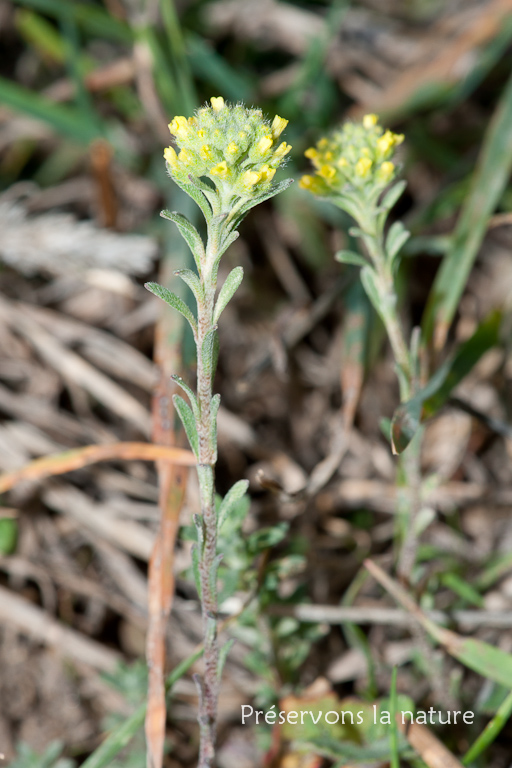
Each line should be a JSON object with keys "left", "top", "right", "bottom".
{"left": 160, "top": 210, "right": 205, "bottom": 271}
{"left": 145, "top": 282, "right": 197, "bottom": 334}
{"left": 173, "top": 395, "right": 199, "bottom": 458}
{"left": 218, "top": 479, "right": 250, "bottom": 531}
{"left": 213, "top": 266, "right": 244, "bottom": 323}
{"left": 335, "top": 250, "right": 367, "bottom": 268}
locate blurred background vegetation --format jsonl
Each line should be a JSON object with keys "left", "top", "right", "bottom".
{"left": 2, "top": 0, "right": 512, "bottom": 766}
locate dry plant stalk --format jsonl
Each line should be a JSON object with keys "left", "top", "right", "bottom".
{"left": 146, "top": 96, "right": 292, "bottom": 767}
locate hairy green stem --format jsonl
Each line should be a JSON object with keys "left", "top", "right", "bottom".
{"left": 362, "top": 220, "right": 412, "bottom": 400}
{"left": 195, "top": 214, "right": 223, "bottom": 768}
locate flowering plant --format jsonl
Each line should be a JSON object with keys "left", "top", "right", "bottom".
{"left": 301, "top": 115, "right": 413, "bottom": 401}
{"left": 146, "top": 97, "right": 292, "bottom": 768}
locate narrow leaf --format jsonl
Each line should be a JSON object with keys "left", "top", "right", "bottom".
{"left": 365, "top": 558, "right": 512, "bottom": 691}
{"left": 0, "top": 74, "right": 102, "bottom": 144}
{"left": 380, "top": 179, "right": 407, "bottom": 212}
{"left": 229, "top": 179, "right": 294, "bottom": 229}
{"left": 173, "top": 395, "right": 199, "bottom": 457}
{"left": 213, "top": 266, "right": 244, "bottom": 324}
{"left": 391, "top": 310, "right": 501, "bottom": 453}
{"left": 218, "top": 639, "right": 236, "bottom": 681}
{"left": 217, "top": 230, "right": 239, "bottom": 262}
{"left": 160, "top": 211, "right": 205, "bottom": 272}
{"left": 462, "top": 689, "right": 512, "bottom": 765}
{"left": 423, "top": 68, "right": 512, "bottom": 350}
{"left": 386, "top": 221, "right": 410, "bottom": 262}
{"left": 175, "top": 268, "right": 204, "bottom": 304}
{"left": 201, "top": 327, "right": 219, "bottom": 381}
{"left": 360, "top": 265, "right": 383, "bottom": 319}
{"left": 210, "top": 393, "right": 221, "bottom": 462}
{"left": 218, "top": 479, "right": 250, "bottom": 531}
{"left": 166, "top": 170, "right": 213, "bottom": 224}
{"left": 145, "top": 281, "right": 197, "bottom": 334}
{"left": 171, "top": 375, "right": 199, "bottom": 421}
{"left": 334, "top": 250, "right": 367, "bottom": 268}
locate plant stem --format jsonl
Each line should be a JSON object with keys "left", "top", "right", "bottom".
{"left": 361, "top": 219, "right": 412, "bottom": 401}
{"left": 195, "top": 216, "right": 222, "bottom": 768}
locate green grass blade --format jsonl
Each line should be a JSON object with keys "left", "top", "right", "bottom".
{"left": 160, "top": 0, "right": 197, "bottom": 114}
{"left": 389, "top": 667, "right": 400, "bottom": 768}
{"left": 15, "top": 7, "right": 67, "bottom": 63}
{"left": 365, "top": 559, "right": 512, "bottom": 689}
{"left": 391, "top": 310, "right": 501, "bottom": 453}
{"left": 187, "top": 35, "right": 253, "bottom": 102}
{"left": 11, "top": 0, "right": 132, "bottom": 43}
{"left": 0, "top": 75, "right": 102, "bottom": 144}
{"left": 422, "top": 69, "right": 512, "bottom": 351}
{"left": 81, "top": 647, "right": 203, "bottom": 768}
{"left": 462, "top": 689, "right": 512, "bottom": 765}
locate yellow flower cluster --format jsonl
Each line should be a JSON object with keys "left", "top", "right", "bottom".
{"left": 164, "top": 96, "right": 291, "bottom": 198}
{"left": 299, "top": 114, "right": 403, "bottom": 196}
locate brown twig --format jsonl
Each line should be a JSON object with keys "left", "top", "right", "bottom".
{"left": 0, "top": 442, "right": 195, "bottom": 494}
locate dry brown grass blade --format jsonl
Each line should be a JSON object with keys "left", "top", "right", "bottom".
{"left": 90, "top": 139, "right": 118, "bottom": 229}
{"left": 0, "top": 442, "right": 195, "bottom": 493}
{"left": 397, "top": 718, "right": 464, "bottom": 768}
{"left": 145, "top": 258, "right": 190, "bottom": 768}
{"left": 350, "top": 0, "right": 512, "bottom": 117}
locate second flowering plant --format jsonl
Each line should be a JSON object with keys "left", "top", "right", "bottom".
{"left": 146, "top": 97, "right": 292, "bottom": 768}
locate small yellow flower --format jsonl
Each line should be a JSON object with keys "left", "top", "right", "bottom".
{"left": 227, "top": 142, "right": 239, "bottom": 154}
{"left": 299, "top": 175, "right": 314, "bottom": 190}
{"left": 273, "top": 142, "right": 292, "bottom": 161}
{"left": 377, "top": 130, "right": 395, "bottom": 155}
{"left": 210, "top": 161, "right": 229, "bottom": 178}
{"left": 318, "top": 138, "right": 329, "bottom": 149}
{"left": 243, "top": 170, "right": 262, "bottom": 187}
{"left": 271, "top": 115, "right": 288, "bottom": 139}
{"left": 363, "top": 113, "right": 378, "bottom": 129}
{"left": 197, "top": 129, "right": 205, "bottom": 139}
{"left": 169, "top": 116, "right": 188, "bottom": 138}
{"left": 188, "top": 116, "right": 198, "bottom": 126}
{"left": 164, "top": 146, "right": 178, "bottom": 167}
{"left": 200, "top": 145, "right": 214, "bottom": 160}
{"left": 259, "top": 164, "right": 276, "bottom": 183}
{"left": 304, "top": 147, "right": 318, "bottom": 160}
{"left": 210, "top": 96, "right": 225, "bottom": 111}
{"left": 378, "top": 161, "right": 395, "bottom": 181}
{"left": 337, "top": 157, "right": 348, "bottom": 169}
{"left": 355, "top": 157, "right": 372, "bottom": 177}
{"left": 318, "top": 164, "right": 336, "bottom": 180}
{"left": 178, "top": 149, "right": 194, "bottom": 166}
{"left": 299, "top": 175, "right": 323, "bottom": 194}
{"left": 257, "top": 135, "right": 273, "bottom": 154}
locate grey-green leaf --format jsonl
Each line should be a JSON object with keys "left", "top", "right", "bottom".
{"left": 171, "top": 374, "right": 199, "bottom": 421}
{"left": 173, "top": 394, "right": 199, "bottom": 457}
{"left": 210, "top": 393, "right": 221, "bottom": 462}
{"left": 360, "top": 266, "right": 383, "bottom": 318}
{"left": 160, "top": 210, "right": 205, "bottom": 272}
{"left": 334, "top": 250, "right": 367, "bottom": 268}
{"left": 218, "top": 639, "right": 236, "bottom": 681}
{"left": 175, "top": 268, "right": 204, "bottom": 304}
{"left": 145, "top": 281, "right": 197, "bottom": 334}
{"left": 144, "top": 283, "right": 197, "bottom": 334}
{"left": 166, "top": 169, "right": 213, "bottom": 224}
{"left": 380, "top": 179, "right": 407, "bottom": 212}
{"left": 218, "top": 479, "right": 250, "bottom": 531}
{"left": 386, "top": 221, "right": 410, "bottom": 263}
{"left": 213, "top": 266, "right": 244, "bottom": 323}
{"left": 202, "top": 327, "right": 219, "bottom": 380}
